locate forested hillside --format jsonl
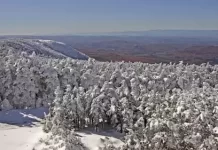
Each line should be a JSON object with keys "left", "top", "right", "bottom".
{"left": 0, "top": 39, "right": 89, "bottom": 60}
{"left": 1, "top": 46, "right": 218, "bottom": 150}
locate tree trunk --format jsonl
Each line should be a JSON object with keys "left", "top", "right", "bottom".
{"left": 107, "top": 115, "right": 111, "bottom": 125}
{"left": 102, "top": 118, "right": 105, "bottom": 129}
{"left": 91, "top": 117, "right": 94, "bottom": 126}
{"left": 120, "top": 122, "right": 123, "bottom": 133}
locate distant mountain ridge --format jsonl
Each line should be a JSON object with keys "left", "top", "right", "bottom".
{"left": 95, "top": 30, "right": 218, "bottom": 38}
{"left": 1, "top": 30, "right": 218, "bottom": 38}
{"left": 0, "top": 39, "right": 89, "bottom": 60}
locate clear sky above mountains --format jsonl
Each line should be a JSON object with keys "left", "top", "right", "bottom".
{"left": 0, "top": 0, "right": 218, "bottom": 35}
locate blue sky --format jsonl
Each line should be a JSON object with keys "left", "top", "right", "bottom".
{"left": 0, "top": 0, "right": 218, "bottom": 35}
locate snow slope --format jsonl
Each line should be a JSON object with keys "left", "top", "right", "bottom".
{"left": 0, "top": 39, "right": 89, "bottom": 60}
{"left": 0, "top": 108, "right": 48, "bottom": 150}
{"left": 0, "top": 125, "right": 43, "bottom": 150}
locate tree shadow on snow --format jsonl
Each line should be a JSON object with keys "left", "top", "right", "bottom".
{"left": 0, "top": 108, "right": 48, "bottom": 127}
{"left": 77, "top": 126, "right": 124, "bottom": 140}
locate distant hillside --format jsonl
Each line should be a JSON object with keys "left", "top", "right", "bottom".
{"left": 170, "top": 45, "right": 218, "bottom": 64}
{"left": 0, "top": 39, "right": 89, "bottom": 60}
{"left": 104, "top": 30, "right": 218, "bottom": 38}
{"left": 1, "top": 36, "right": 218, "bottom": 64}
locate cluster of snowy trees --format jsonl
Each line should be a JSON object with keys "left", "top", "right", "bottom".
{"left": 44, "top": 60, "right": 218, "bottom": 150}
{"left": 0, "top": 48, "right": 57, "bottom": 110}
{"left": 1, "top": 47, "right": 218, "bottom": 149}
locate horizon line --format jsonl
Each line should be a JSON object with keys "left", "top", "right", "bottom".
{"left": 1, "top": 29, "right": 218, "bottom": 37}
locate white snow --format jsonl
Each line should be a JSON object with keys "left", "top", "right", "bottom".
{"left": 33, "top": 132, "right": 65, "bottom": 150}
{"left": 0, "top": 108, "right": 48, "bottom": 150}
{"left": 0, "top": 125, "right": 43, "bottom": 150}
{"left": 213, "top": 127, "right": 218, "bottom": 134}
{"left": 77, "top": 128, "right": 124, "bottom": 150}
{"left": 38, "top": 39, "right": 65, "bottom": 45}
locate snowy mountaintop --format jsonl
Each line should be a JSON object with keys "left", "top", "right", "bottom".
{"left": 0, "top": 39, "right": 89, "bottom": 60}
{"left": 38, "top": 39, "right": 65, "bottom": 45}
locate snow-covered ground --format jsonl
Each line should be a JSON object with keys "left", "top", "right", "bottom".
{"left": 0, "top": 108, "right": 47, "bottom": 150}
{"left": 77, "top": 128, "right": 124, "bottom": 150}
{"left": 0, "top": 108, "right": 124, "bottom": 150}
{"left": 0, "top": 125, "right": 43, "bottom": 150}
